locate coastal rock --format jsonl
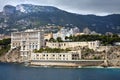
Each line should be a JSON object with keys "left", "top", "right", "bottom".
{"left": 0, "top": 47, "right": 22, "bottom": 63}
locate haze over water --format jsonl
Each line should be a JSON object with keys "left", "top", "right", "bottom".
{"left": 0, "top": 63, "right": 120, "bottom": 80}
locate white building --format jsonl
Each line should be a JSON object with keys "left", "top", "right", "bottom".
{"left": 31, "top": 51, "right": 81, "bottom": 61}
{"left": 11, "top": 29, "right": 44, "bottom": 61}
{"left": 53, "top": 27, "right": 80, "bottom": 41}
{"left": 83, "top": 27, "right": 91, "bottom": 34}
{"left": 46, "top": 41, "right": 100, "bottom": 50}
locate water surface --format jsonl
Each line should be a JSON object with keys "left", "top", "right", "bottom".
{"left": 0, "top": 63, "right": 120, "bottom": 80}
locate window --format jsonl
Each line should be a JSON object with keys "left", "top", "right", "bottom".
{"left": 36, "top": 45, "right": 37, "bottom": 48}
{"left": 32, "top": 45, "right": 34, "bottom": 49}
{"left": 23, "top": 46, "right": 25, "bottom": 50}
{"left": 72, "top": 54, "right": 79, "bottom": 60}
{"left": 59, "top": 44, "right": 61, "bottom": 47}
{"left": 52, "top": 44, "right": 54, "bottom": 46}
{"left": 36, "top": 54, "right": 39, "bottom": 56}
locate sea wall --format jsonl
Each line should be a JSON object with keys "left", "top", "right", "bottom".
{"left": 30, "top": 60, "right": 104, "bottom": 67}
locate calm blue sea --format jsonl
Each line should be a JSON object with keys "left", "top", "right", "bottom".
{"left": 0, "top": 62, "right": 120, "bottom": 80}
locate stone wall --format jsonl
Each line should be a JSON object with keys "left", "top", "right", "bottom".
{"left": 30, "top": 60, "right": 104, "bottom": 67}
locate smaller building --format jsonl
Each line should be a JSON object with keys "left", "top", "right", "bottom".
{"left": 53, "top": 27, "right": 80, "bottom": 41}
{"left": 30, "top": 50, "right": 104, "bottom": 67}
{"left": 31, "top": 51, "right": 81, "bottom": 61}
{"left": 46, "top": 41, "right": 100, "bottom": 50}
{"left": 83, "top": 27, "right": 91, "bottom": 35}
{"left": 44, "top": 32, "right": 53, "bottom": 40}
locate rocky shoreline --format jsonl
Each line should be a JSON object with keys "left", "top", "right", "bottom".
{"left": 0, "top": 46, "right": 120, "bottom": 68}
{"left": 0, "top": 57, "right": 120, "bottom": 68}
{"left": 0, "top": 47, "right": 23, "bottom": 63}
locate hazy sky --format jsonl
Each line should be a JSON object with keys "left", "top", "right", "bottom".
{"left": 0, "top": 0, "right": 120, "bottom": 16}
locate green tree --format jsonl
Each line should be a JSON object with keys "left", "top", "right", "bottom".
{"left": 56, "top": 37, "right": 62, "bottom": 42}
{"left": 49, "top": 38, "right": 56, "bottom": 42}
{"left": 0, "top": 38, "right": 11, "bottom": 56}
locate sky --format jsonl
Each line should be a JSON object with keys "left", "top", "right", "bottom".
{"left": 0, "top": 0, "right": 120, "bottom": 16}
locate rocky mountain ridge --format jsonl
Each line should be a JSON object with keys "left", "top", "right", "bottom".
{"left": 0, "top": 4, "right": 120, "bottom": 34}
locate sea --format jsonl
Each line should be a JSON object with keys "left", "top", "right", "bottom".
{"left": 0, "top": 62, "right": 120, "bottom": 80}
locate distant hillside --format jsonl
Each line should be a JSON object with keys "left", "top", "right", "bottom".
{"left": 0, "top": 4, "right": 120, "bottom": 34}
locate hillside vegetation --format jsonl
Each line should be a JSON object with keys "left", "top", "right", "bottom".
{"left": 0, "top": 38, "right": 11, "bottom": 56}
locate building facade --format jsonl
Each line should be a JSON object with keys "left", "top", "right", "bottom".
{"left": 46, "top": 41, "right": 100, "bottom": 50}
{"left": 31, "top": 51, "right": 81, "bottom": 61}
{"left": 11, "top": 29, "right": 44, "bottom": 61}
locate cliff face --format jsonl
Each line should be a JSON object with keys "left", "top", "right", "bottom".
{"left": 107, "top": 46, "right": 120, "bottom": 66}
{"left": 0, "top": 47, "right": 22, "bottom": 63}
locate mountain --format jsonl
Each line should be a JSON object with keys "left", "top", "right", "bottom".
{"left": 3, "top": 5, "right": 16, "bottom": 15}
{"left": 0, "top": 4, "right": 120, "bottom": 34}
{"left": 16, "top": 4, "right": 61, "bottom": 13}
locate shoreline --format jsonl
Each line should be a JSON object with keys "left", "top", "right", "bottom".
{"left": 0, "top": 62, "right": 120, "bottom": 69}
{"left": 26, "top": 64, "right": 120, "bottom": 69}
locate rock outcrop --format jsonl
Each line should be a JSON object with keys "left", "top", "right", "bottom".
{"left": 0, "top": 47, "right": 22, "bottom": 63}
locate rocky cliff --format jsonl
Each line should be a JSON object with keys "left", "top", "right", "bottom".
{"left": 0, "top": 47, "right": 22, "bottom": 63}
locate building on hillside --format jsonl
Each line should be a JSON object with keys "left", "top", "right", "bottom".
{"left": 83, "top": 27, "right": 91, "bottom": 34}
{"left": 44, "top": 32, "right": 53, "bottom": 40}
{"left": 72, "top": 27, "right": 80, "bottom": 34}
{"left": 74, "top": 33, "right": 85, "bottom": 36}
{"left": 53, "top": 27, "right": 80, "bottom": 41}
{"left": 0, "top": 34, "right": 10, "bottom": 40}
{"left": 11, "top": 29, "right": 44, "bottom": 61}
{"left": 46, "top": 41, "right": 100, "bottom": 50}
